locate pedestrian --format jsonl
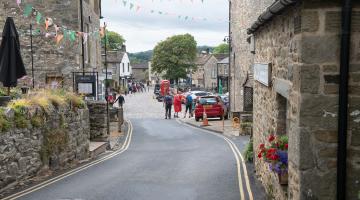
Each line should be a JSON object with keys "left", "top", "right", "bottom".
{"left": 114, "top": 93, "right": 125, "bottom": 108}
{"left": 164, "top": 93, "right": 173, "bottom": 119}
{"left": 173, "top": 92, "right": 182, "bottom": 118}
{"left": 184, "top": 93, "right": 193, "bottom": 118}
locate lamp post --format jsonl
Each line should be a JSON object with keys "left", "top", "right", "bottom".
{"left": 104, "top": 22, "right": 110, "bottom": 136}
{"left": 80, "top": 0, "right": 85, "bottom": 75}
{"left": 30, "top": 24, "right": 34, "bottom": 88}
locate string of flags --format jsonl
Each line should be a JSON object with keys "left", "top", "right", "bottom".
{"left": 116, "top": 0, "right": 227, "bottom": 22}
{"left": 16, "top": 0, "right": 105, "bottom": 46}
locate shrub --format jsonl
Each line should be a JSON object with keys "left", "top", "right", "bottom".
{"left": 66, "top": 93, "right": 86, "bottom": 109}
{"left": 244, "top": 138, "right": 254, "bottom": 162}
{"left": 8, "top": 99, "right": 32, "bottom": 115}
{"left": 31, "top": 115, "right": 45, "bottom": 128}
{"left": 0, "top": 109, "right": 11, "bottom": 132}
{"left": 14, "top": 115, "right": 29, "bottom": 129}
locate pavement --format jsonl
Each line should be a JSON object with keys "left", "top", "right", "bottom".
{"left": 3, "top": 90, "right": 266, "bottom": 200}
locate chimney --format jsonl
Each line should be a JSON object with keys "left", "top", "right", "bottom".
{"left": 121, "top": 45, "right": 127, "bottom": 52}
{"left": 206, "top": 48, "right": 210, "bottom": 54}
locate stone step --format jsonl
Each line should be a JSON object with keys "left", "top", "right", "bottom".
{"left": 89, "top": 142, "right": 108, "bottom": 159}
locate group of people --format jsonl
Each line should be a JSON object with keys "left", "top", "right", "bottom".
{"left": 163, "top": 92, "right": 193, "bottom": 120}
{"left": 127, "top": 81, "right": 149, "bottom": 94}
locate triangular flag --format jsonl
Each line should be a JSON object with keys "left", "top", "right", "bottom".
{"left": 36, "top": 12, "right": 42, "bottom": 24}
{"left": 150, "top": 10, "right": 154, "bottom": 13}
{"left": 54, "top": 24, "right": 60, "bottom": 35}
{"left": 122, "top": 0, "right": 127, "bottom": 6}
{"left": 55, "top": 34, "right": 64, "bottom": 45}
{"left": 158, "top": 11, "right": 162, "bottom": 15}
{"left": 23, "top": 4, "right": 33, "bottom": 17}
{"left": 70, "top": 31, "right": 76, "bottom": 42}
{"left": 136, "top": 5, "right": 141, "bottom": 12}
{"left": 16, "top": 0, "right": 21, "bottom": 6}
{"left": 129, "top": 3, "right": 134, "bottom": 9}
{"left": 45, "top": 18, "right": 49, "bottom": 30}
{"left": 99, "top": 27, "right": 105, "bottom": 38}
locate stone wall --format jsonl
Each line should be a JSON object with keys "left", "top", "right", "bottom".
{"left": 252, "top": 1, "right": 360, "bottom": 199}
{"left": 230, "top": 0, "right": 275, "bottom": 114}
{"left": 0, "top": 107, "right": 90, "bottom": 190}
{"left": 87, "top": 101, "right": 109, "bottom": 141}
{"left": 204, "top": 56, "right": 218, "bottom": 91}
{"left": 0, "top": 0, "right": 101, "bottom": 89}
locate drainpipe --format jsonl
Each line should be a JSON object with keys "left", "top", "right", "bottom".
{"left": 337, "top": 0, "right": 352, "bottom": 199}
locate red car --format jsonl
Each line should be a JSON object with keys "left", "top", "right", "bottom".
{"left": 194, "top": 96, "right": 229, "bottom": 121}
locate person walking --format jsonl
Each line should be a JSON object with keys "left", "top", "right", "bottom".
{"left": 173, "top": 92, "right": 182, "bottom": 118}
{"left": 184, "top": 93, "right": 193, "bottom": 118}
{"left": 114, "top": 93, "right": 125, "bottom": 108}
{"left": 164, "top": 93, "right": 173, "bottom": 119}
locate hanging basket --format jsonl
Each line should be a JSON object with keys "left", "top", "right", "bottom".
{"left": 278, "top": 172, "right": 288, "bottom": 185}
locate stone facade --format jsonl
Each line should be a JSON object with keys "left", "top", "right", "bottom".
{"left": 230, "top": 0, "right": 274, "bottom": 115}
{"left": 87, "top": 101, "right": 109, "bottom": 141}
{"left": 0, "top": 0, "right": 101, "bottom": 89}
{"left": 0, "top": 107, "right": 90, "bottom": 190}
{"left": 203, "top": 55, "right": 218, "bottom": 91}
{"left": 249, "top": 1, "right": 360, "bottom": 199}
{"left": 132, "top": 63, "right": 148, "bottom": 82}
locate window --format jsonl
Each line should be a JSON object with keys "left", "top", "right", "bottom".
{"left": 276, "top": 94, "right": 289, "bottom": 135}
{"left": 224, "top": 65, "right": 228, "bottom": 75}
{"left": 122, "top": 63, "right": 125, "bottom": 73}
{"left": 128, "top": 63, "right": 130, "bottom": 72}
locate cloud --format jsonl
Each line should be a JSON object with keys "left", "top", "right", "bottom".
{"left": 102, "top": 0, "right": 228, "bottom": 52}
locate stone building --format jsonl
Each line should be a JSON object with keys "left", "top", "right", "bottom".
{"left": 217, "top": 57, "right": 229, "bottom": 93}
{"left": 229, "top": 0, "right": 274, "bottom": 117}
{"left": 240, "top": 0, "right": 360, "bottom": 199}
{"left": 0, "top": 0, "right": 102, "bottom": 89}
{"left": 203, "top": 54, "right": 228, "bottom": 91}
{"left": 132, "top": 63, "right": 149, "bottom": 82}
{"left": 192, "top": 53, "right": 212, "bottom": 88}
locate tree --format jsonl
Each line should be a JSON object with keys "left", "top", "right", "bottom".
{"left": 213, "top": 43, "right": 229, "bottom": 54}
{"left": 102, "top": 31, "right": 126, "bottom": 50}
{"left": 151, "top": 34, "right": 197, "bottom": 82}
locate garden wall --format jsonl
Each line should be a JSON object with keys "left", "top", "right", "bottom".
{"left": 0, "top": 106, "right": 90, "bottom": 190}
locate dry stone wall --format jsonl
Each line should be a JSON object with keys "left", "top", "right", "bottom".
{"left": 0, "top": 106, "right": 90, "bottom": 190}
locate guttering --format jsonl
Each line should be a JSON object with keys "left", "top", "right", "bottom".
{"left": 337, "top": 0, "right": 352, "bottom": 199}
{"left": 247, "top": 0, "right": 298, "bottom": 35}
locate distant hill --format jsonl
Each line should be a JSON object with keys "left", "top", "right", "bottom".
{"left": 129, "top": 46, "right": 215, "bottom": 64}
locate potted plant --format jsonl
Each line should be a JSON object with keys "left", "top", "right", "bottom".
{"left": 258, "top": 134, "right": 289, "bottom": 185}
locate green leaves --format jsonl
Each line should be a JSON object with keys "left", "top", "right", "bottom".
{"left": 101, "top": 31, "right": 126, "bottom": 50}
{"left": 152, "top": 34, "right": 197, "bottom": 80}
{"left": 213, "top": 43, "right": 229, "bottom": 54}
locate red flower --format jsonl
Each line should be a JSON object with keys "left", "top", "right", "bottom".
{"left": 268, "top": 134, "right": 275, "bottom": 142}
{"left": 259, "top": 144, "right": 265, "bottom": 149}
{"left": 270, "top": 154, "right": 279, "bottom": 161}
{"left": 285, "top": 144, "right": 288, "bottom": 149}
{"left": 258, "top": 152, "right": 262, "bottom": 158}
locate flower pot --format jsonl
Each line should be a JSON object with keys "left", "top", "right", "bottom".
{"left": 21, "top": 87, "right": 29, "bottom": 94}
{"left": 0, "top": 96, "right": 11, "bottom": 106}
{"left": 278, "top": 172, "right": 288, "bottom": 185}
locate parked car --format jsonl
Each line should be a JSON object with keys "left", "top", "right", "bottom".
{"left": 194, "top": 96, "right": 229, "bottom": 121}
{"left": 190, "top": 91, "right": 211, "bottom": 100}
{"left": 220, "top": 95, "right": 230, "bottom": 111}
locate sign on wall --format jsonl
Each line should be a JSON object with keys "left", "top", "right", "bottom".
{"left": 75, "top": 75, "right": 97, "bottom": 97}
{"left": 254, "top": 63, "right": 272, "bottom": 87}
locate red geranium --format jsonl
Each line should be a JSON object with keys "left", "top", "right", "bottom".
{"left": 285, "top": 144, "right": 288, "bottom": 149}
{"left": 268, "top": 134, "right": 275, "bottom": 142}
{"left": 259, "top": 144, "right": 265, "bottom": 149}
{"left": 258, "top": 152, "right": 262, "bottom": 158}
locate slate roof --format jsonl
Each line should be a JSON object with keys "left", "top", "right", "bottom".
{"left": 195, "top": 54, "right": 213, "bottom": 65}
{"left": 106, "top": 51, "right": 125, "bottom": 63}
{"left": 218, "top": 57, "right": 229, "bottom": 64}
{"left": 132, "top": 63, "right": 149, "bottom": 69}
{"left": 213, "top": 54, "right": 228, "bottom": 61}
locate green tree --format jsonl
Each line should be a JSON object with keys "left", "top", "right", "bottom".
{"left": 102, "top": 31, "right": 126, "bottom": 50}
{"left": 151, "top": 34, "right": 197, "bottom": 82}
{"left": 213, "top": 43, "right": 229, "bottom": 54}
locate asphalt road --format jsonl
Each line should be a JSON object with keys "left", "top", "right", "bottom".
{"left": 8, "top": 91, "right": 258, "bottom": 200}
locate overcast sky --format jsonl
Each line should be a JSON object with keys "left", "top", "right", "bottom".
{"left": 102, "top": 0, "right": 229, "bottom": 53}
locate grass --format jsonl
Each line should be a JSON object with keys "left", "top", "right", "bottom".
{"left": 243, "top": 138, "right": 254, "bottom": 163}
{"left": 0, "top": 109, "right": 11, "bottom": 132}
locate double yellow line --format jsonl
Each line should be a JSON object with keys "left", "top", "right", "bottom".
{"left": 2, "top": 120, "right": 134, "bottom": 200}
{"left": 177, "top": 119, "right": 253, "bottom": 200}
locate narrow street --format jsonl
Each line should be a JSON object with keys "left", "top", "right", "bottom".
{"left": 6, "top": 91, "right": 257, "bottom": 200}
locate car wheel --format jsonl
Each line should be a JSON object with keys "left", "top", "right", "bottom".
{"left": 219, "top": 115, "right": 223, "bottom": 120}
{"left": 195, "top": 117, "right": 200, "bottom": 122}
{"left": 224, "top": 113, "right": 229, "bottom": 120}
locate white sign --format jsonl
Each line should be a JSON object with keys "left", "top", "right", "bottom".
{"left": 78, "top": 83, "right": 93, "bottom": 94}
{"left": 254, "top": 63, "right": 271, "bottom": 87}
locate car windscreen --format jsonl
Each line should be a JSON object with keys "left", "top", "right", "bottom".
{"left": 199, "top": 98, "right": 218, "bottom": 105}
{"left": 195, "top": 92, "right": 208, "bottom": 97}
